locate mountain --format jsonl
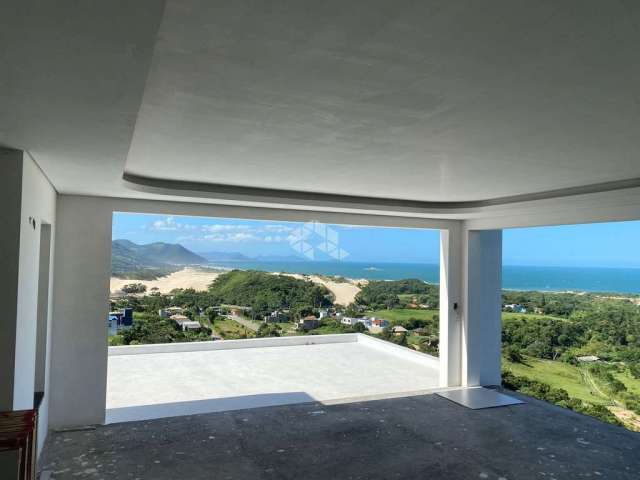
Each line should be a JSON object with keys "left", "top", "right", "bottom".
{"left": 198, "top": 251, "right": 251, "bottom": 262}
{"left": 112, "top": 240, "right": 208, "bottom": 275}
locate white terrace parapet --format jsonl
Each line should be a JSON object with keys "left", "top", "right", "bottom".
{"left": 108, "top": 333, "right": 359, "bottom": 356}
{"left": 108, "top": 333, "right": 440, "bottom": 370}
{"left": 356, "top": 333, "right": 440, "bottom": 370}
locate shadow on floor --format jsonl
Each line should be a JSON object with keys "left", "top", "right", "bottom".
{"left": 106, "top": 391, "right": 317, "bottom": 423}
{"left": 44, "top": 390, "right": 640, "bottom": 480}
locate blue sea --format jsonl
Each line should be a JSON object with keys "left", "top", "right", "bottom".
{"left": 206, "top": 261, "right": 640, "bottom": 295}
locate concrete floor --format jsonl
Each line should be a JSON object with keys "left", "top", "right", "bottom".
{"left": 41, "top": 390, "right": 640, "bottom": 480}
{"left": 106, "top": 342, "right": 440, "bottom": 423}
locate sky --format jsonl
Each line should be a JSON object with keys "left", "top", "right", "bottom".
{"left": 112, "top": 213, "right": 640, "bottom": 267}
{"left": 112, "top": 212, "right": 441, "bottom": 264}
{"left": 503, "top": 221, "right": 640, "bottom": 268}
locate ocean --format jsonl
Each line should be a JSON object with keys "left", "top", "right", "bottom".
{"left": 206, "top": 260, "right": 640, "bottom": 295}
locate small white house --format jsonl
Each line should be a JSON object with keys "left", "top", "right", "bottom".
{"left": 576, "top": 355, "right": 600, "bottom": 363}
{"left": 340, "top": 317, "right": 359, "bottom": 326}
{"left": 180, "top": 321, "right": 202, "bottom": 331}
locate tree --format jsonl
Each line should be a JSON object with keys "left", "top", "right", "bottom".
{"left": 121, "top": 283, "right": 147, "bottom": 294}
{"left": 353, "top": 322, "right": 367, "bottom": 333}
{"left": 504, "top": 346, "right": 524, "bottom": 363}
{"left": 256, "top": 323, "right": 281, "bottom": 338}
{"left": 205, "top": 307, "right": 219, "bottom": 324}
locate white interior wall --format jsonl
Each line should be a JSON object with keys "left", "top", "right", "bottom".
{"left": 0, "top": 149, "right": 57, "bottom": 453}
{"left": 19, "top": 155, "right": 57, "bottom": 453}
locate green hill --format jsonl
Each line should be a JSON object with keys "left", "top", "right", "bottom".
{"left": 112, "top": 240, "right": 208, "bottom": 278}
{"left": 208, "top": 270, "right": 332, "bottom": 317}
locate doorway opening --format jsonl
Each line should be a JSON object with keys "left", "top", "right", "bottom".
{"left": 34, "top": 223, "right": 52, "bottom": 401}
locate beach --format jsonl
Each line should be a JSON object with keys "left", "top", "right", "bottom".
{"left": 110, "top": 267, "right": 221, "bottom": 294}
{"left": 110, "top": 267, "right": 364, "bottom": 305}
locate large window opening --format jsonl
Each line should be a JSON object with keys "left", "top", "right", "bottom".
{"left": 106, "top": 212, "right": 442, "bottom": 422}
{"left": 501, "top": 221, "right": 640, "bottom": 431}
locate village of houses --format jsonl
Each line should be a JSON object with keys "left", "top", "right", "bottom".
{"left": 108, "top": 303, "right": 406, "bottom": 339}
{"left": 108, "top": 298, "right": 537, "bottom": 341}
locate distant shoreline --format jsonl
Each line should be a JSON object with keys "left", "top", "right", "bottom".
{"left": 110, "top": 266, "right": 364, "bottom": 305}
{"left": 111, "top": 264, "right": 640, "bottom": 305}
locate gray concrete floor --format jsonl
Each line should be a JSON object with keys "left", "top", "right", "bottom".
{"left": 41, "top": 390, "right": 640, "bottom": 480}
{"left": 106, "top": 342, "right": 440, "bottom": 423}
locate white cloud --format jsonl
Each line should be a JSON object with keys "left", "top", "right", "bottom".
{"left": 264, "top": 235, "right": 283, "bottom": 243}
{"left": 150, "top": 216, "right": 197, "bottom": 231}
{"left": 201, "top": 224, "right": 251, "bottom": 233}
{"left": 204, "top": 232, "right": 259, "bottom": 243}
{"left": 149, "top": 219, "right": 297, "bottom": 244}
{"left": 262, "top": 224, "right": 295, "bottom": 233}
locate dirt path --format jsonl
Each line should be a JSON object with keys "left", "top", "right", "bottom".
{"left": 228, "top": 315, "right": 260, "bottom": 332}
{"left": 581, "top": 368, "right": 613, "bottom": 404}
{"left": 610, "top": 407, "right": 640, "bottom": 432}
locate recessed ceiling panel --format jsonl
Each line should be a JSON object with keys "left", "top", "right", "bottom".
{"left": 124, "top": 0, "right": 640, "bottom": 202}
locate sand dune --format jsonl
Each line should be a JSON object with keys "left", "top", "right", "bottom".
{"left": 110, "top": 267, "right": 221, "bottom": 294}
{"left": 279, "top": 273, "right": 364, "bottom": 305}
{"left": 310, "top": 276, "right": 362, "bottom": 305}
{"left": 110, "top": 267, "right": 364, "bottom": 305}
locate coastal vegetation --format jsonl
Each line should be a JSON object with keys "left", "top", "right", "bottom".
{"left": 355, "top": 279, "right": 439, "bottom": 309}
{"left": 108, "top": 259, "right": 640, "bottom": 430}
{"left": 207, "top": 270, "right": 333, "bottom": 318}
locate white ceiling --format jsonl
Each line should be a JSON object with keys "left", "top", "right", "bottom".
{"left": 2, "top": 0, "right": 640, "bottom": 208}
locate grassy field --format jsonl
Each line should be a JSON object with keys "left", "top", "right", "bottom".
{"left": 214, "top": 318, "right": 256, "bottom": 339}
{"left": 365, "top": 308, "right": 567, "bottom": 324}
{"left": 365, "top": 308, "right": 439, "bottom": 323}
{"left": 614, "top": 370, "right": 640, "bottom": 396}
{"left": 501, "top": 312, "right": 567, "bottom": 321}
{"left": 503, "top": 356, "right": 607, "bottom": 405}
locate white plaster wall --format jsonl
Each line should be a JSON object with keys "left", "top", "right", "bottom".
{"left": 49, "top": 194, "right": 458, "bottom": 428}
{"left": 0, "top": 151, "right": 57, "bottom": 453}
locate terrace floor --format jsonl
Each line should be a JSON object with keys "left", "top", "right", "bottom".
{"left": 42, "top": 390, "right": 640, "bottom": 480}
{"left": 106, "top": 335, "right": 441, "bottom": 423}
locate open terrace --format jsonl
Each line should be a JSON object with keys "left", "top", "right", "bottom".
{"left": 106, "top": 334, "right": 441, "bottom": 423}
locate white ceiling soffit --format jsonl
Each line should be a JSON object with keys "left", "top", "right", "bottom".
{"left": 0, "top": 0, "right": 167, "bottom": 195}
{"left": 123, "top": 0, "right": 640, "bottom": 211}
{"left": 2, "top": 0, "right": 640, "bottom": 219}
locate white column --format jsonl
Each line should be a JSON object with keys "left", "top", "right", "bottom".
{"left": 49, "top": 196, "right": 112, "bottom": 428}
{"left": 462, "top": 229, "right": 502, "bottom": 386}
{"left": 439, "top": 225, "right": 462, "bottom": 387}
